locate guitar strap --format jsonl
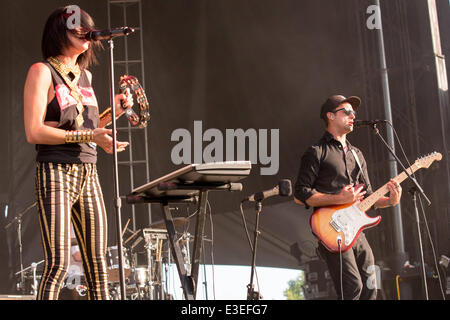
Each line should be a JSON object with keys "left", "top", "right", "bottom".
{"left": 350, "top": 148, "right": 365, "bottom": 186}
{"left": 351, "top": 149, "right": 362, "bottom": 172}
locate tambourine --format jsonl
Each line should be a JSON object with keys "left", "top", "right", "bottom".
{"left": 99, "top": 75, "right": 150, "bottom": 129}
{"left": 118, "top": 75, "right": 150, "bottom": 128}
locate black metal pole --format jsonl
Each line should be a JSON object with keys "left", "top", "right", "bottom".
{"left": 108, "top": 38, "right": 126, "bottom": 300}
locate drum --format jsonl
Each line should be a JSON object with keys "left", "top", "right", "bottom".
{"left": 106, "top": 246, "right": 132, "bottom": 283}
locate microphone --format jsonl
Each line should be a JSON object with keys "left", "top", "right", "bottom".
{"left": 85, "top": 27, "right": 135, "bottom": 41}
{"left": 245, "top": 179, "right": 292, "bottom": 202}
{"left": 353, "top": 119, "right": 387, "bottom": 127}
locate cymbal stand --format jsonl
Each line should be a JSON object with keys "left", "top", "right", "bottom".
{"left": 15, "top": 260, "right": 44, "bottom": 296}
{"left": 153, "top": 238, "right": 164, "bottom": 300}
{"left": 163, "top": 248, "right": 170, "bottom": 299}
{"left": 181, "top": 232, "right": 192, "bottom": 275}
{"left": 5, "top": 202, "right": 37, "bottom": 293}
{"left": 144, "top": 241, "right": 154, "bottom": 300}
{"left": 166, "top": 243, "right": 173, "bottom": 298}
{"left": 141, "top": 229, "right": 169, "bottom": 300}
{"left": 31, "top": 262, "right": 38, "bottom": 297}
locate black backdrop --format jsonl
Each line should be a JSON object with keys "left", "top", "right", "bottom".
{"left": 0, "top": 0, "right": 449, "bottom": 297}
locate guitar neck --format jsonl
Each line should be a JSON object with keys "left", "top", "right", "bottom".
{"left": 357, "top": 164, "right": 419, "bottom": 212}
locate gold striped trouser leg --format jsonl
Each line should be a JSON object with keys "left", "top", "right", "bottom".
{"left": 35, "top": 162, "right": 73, "bottom": 300}
{"left": 72, "top": 163, "right": 110, "bottom": 300}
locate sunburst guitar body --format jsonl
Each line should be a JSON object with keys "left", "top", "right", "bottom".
{"left": 310, "top": 202, "right": 381, "bottom": 252}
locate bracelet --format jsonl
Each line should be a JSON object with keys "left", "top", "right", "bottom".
{"left": 65, "top": 130, "right": 94, "bottom": 143}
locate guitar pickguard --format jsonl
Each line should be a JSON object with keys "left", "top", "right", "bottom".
{"left": 330, "top": 204, "right": 372, "bottom": 246}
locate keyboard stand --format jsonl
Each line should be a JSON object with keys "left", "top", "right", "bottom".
{"left": 126, "top": 161, "right": 251, "bottom": 299}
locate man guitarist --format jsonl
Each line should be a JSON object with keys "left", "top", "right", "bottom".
{"left": 294, "top": 94, "right": 402, "bottom": 300}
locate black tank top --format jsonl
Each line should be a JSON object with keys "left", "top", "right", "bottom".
{"left": 36, "top": 62, "right": 99, "bottom": 163}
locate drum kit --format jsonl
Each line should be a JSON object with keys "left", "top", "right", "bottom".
{"left": 105, "top": 217, "right": 191, "bottom": 300}
{"left": 14, "top": 217, "right": 192, "bottom": 300}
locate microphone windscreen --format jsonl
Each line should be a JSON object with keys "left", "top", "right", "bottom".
{"left": 278, "top": 179, "right": 292, "bottom": 197}
{"left": 228, "top": 183, "right": 243, "bottom": 192}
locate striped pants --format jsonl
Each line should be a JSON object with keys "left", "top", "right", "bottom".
{"left": 35, "top": 162, "right": 110, "bottom": 300}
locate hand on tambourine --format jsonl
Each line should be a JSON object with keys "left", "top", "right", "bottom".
{"left": 93, "top": 128, "right": 129, "bottom": 154}
{"left": 114, "top": 88, "right": 134, "bottom": 115}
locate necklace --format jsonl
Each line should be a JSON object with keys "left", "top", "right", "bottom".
{"left": 47, "top": 56, "right": 85, "bottom": 127}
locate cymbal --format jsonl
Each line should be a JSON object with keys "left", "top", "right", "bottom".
{"left": 149, "top": 217, "right": 188, "bottom": 230}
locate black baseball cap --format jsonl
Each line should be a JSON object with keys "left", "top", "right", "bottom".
{"left": 320, "top": 95, "right": 361, "bottom": 120}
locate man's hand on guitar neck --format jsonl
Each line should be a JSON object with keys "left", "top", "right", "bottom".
{"left": 387, "top": 179, "right": 402, "bottom": 205}
{"left": 374, "top": 179, "right": 402, "bottom": 209}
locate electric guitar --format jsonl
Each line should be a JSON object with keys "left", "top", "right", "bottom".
{"left": 310, "top": 152, "right": 442, "bottom": 253}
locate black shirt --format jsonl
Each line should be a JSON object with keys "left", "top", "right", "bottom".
{"left": 294, "top": 131, "right": 373, "bottom": 209}
{"left": 36, "top": 62, "right": 99, "bottom": 164}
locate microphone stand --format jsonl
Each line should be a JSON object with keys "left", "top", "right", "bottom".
{"left": 108, "top": 38, "right": 126, "bottom": 300}
{"left": 369, "top": 123, "right": 430, "bottom": 299}
{"left": 247, "top": 201, "right": 262, "bottom": 300}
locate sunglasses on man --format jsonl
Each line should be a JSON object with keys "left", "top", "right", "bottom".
{"left": 330, "top": 107, "right": 356, "bottom": 117}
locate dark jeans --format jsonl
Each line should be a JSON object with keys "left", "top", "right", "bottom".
{"left": 317, "top": 233, "right": 377, "bottom": 300}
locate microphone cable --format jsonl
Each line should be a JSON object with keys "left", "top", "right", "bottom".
{"left": 337, "top": 237, "right": 344, "bottom": 300}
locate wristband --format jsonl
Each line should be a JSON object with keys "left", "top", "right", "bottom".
{"left": 65, "top": 130, "right": 94, "bottom": 143}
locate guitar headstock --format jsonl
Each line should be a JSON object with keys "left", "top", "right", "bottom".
{"left": 414, "top": 152, "right": 443, "bottom": 169}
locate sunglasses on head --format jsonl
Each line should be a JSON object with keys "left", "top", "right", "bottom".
{"left": 330, "top": 107, "right": 356, "bottom": 117}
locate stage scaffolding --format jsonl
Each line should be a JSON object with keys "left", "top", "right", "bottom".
{"left": 107, "top": 0, "right": 152, "bottom": 231}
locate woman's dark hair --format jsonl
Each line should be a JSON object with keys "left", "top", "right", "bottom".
{"left": 41, "top": 6, "right": 103, "bottom": 69}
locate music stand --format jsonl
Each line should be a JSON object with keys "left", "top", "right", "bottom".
{"left": 127, "top": 161, "right": 251, "bottom": 300}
